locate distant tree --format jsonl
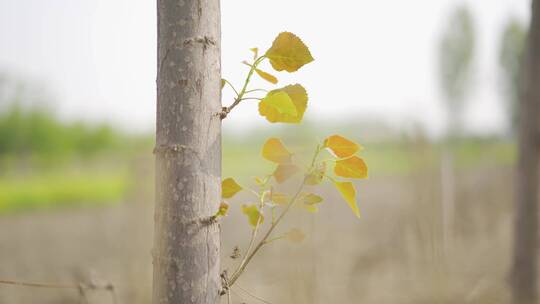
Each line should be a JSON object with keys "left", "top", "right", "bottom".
{"left": 436, "top": 6, "right": 476, "bottom": 251}
{"left": 438, "top": 6, "right": 476, "bottom": 137}
{"left": 498, "top": 18, "right": 526, "bottom": 133}
{"left": 511, "top": 1, "right": 540, "bottom": 303}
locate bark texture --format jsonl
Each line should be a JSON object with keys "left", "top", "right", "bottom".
{"left": 511, "top": 1, "right": 540, "bottom": 303}
{"left": 153, "top": 1, "right": 221, "bottom": 304}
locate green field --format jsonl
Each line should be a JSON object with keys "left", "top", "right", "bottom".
{"left": 0, "top": 170, "right": 129, "bottom": 214}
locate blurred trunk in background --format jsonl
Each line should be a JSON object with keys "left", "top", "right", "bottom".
{"left": 511, "top": 0, "right": 540, "bottom": 303}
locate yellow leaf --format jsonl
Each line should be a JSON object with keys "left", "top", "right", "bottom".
{"left": 222, "top": 178, "right": 242, "bottom": 198}
{"left": 262, "top": 138, "right": 292, "bottom": 164}
{"left": 305, "top": 162, "right": 326, "bottom": 185}
{"left": 270, "top": 192, "right": 290, "bottom": 205}
{"left": 242, "top": 61, "right": 278, "bottom": 84}
{"left": 286, "top": 228, "right": 305, "bottom": 243}
{"left": 259, "top": 91, "right": 297, "bottom": 116}
{"left": 303, "top": 204, "right": 319, "bottom": 213}
{"left": 214, "top": 201, "right": 229, "bottom": 217}
{"left": 253, "top": 176, "right": 265, "bottom": 186}
{"left": 334, "top": 181, "right": 360, "bottom": 218}
{"left": 301, "top": 193, "right": 323, "bottom": 213}
{"left": 303, "top": 193, "right": 323, "bottom": 205}
{"left": 255, "top": 69, "right": 278, "bottom": 84}
{"left": 324, "top": 135, "right": 362, "bottom": 158}
{"left": 221, "top": 79, "right": 226, "bottom": 89}
{"left": 242, "top": 204, "right": 264, "bottom": 227}
{"left": 258, "top": 84, "right": 308, "bottom": 123}
{"left": 265, "top": 32, "right": 314, "bottom": 72}
{"left": 273, "top": 164, "right": 300, "bottom": 183}
{"left": 250, "top": 47, "right": 258, "bottom": 60}
{"left": 334, "top": 156, "right": 368, "bottom": 179}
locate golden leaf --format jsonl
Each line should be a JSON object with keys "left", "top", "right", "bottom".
{"left": 259, "top": 91, "right": 297, "bottom": 116}
{"left": 324, "top": 135, "right": 362, "bottom": 158}
{"left": 265, "top": 32, "right": 314, "bottom": 72}
{"left": 222, "top": 178, "right": 242, "bottom": 198}
{"left": 242, "top": 204, "right": 264, "bottom": 227}
{"left": 262, "top": 138, "right": 292, "bottom": 164}
{"left": 243, "top": 61, "right": 278, "bottom": 84}
{"left": 250, "top": 47, "right": 258, "bottom": 60}
{"left": 258, "top": 84, "right": 308, "bottom": 123}
{"left": 334, "top": 181, "right": 360, "bottom": 218}
{"left": 334, "top": 156, "right": 368, "bottom": 179}
{"left": 273, "top": 164, "right": 300, "bottom": 183}
{"left": 255, "top": 69, "right": 278, "bottom": 84}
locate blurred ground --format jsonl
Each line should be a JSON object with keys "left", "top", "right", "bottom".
{"left": 0, "top": 137, "right": 516, "bottom": 304}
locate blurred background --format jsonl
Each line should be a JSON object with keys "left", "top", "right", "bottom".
{"left": 0, "top": 0, "right": 530, "bottom": 303}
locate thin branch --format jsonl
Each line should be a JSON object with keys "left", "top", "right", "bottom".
{"left": 230, "top": 189, "right": 268, "bottom": 281}
{"left": 238, "top": 97, "right": 262, "bottom": 101}
{"left": 221, "top": 56, "right": 266, "bottom": 119}
{"left": 228, "top": 144, "right": 322, "bottom": 286}
{"left": 0, "top": 278, "right": 118, "bottom": 304}
{"left": 235, "top": 284, "right": 274, "bottom": 304}
{"left": 229, "top": 177, "right": 306, "bottom": 286}
{"left": 222, "top": 79, "right": 239, "bottom": 96}
{"left": 245, "top": 88, "right": 268, "bottom": 93}
{"left": 0, "top": 279, "right": 78, "bottom": 289}
{"left": 231, "top": 287, "right": 248, "bottom": 302}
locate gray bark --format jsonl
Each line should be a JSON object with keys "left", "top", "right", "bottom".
{"left": 511, "top": 1, "right": 540, "bottom": 303}
{"left": 153, "top": 1, "right": 221, "bottom": 304}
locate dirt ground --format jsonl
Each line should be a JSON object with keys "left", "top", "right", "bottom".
{"left": 0, "top": 165, "right": 514, "bottom": 304}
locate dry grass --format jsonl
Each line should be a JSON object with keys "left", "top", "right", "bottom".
{"left": 0, "top": 150, "right": 515, "bottom": 304}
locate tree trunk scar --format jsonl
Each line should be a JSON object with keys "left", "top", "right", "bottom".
{"left": 183, "top": 36, "right": 216, "bottom": 50}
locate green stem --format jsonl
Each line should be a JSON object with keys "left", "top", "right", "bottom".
{"left": 222, "top": 56, "right": 266, "bottom": 119}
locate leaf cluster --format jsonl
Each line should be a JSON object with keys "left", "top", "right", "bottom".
{"left": 217, "top": 32, "right": 369, "bottom": 290}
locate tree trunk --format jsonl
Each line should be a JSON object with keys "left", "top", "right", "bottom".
{"left": 153, "top": 1, "right": 221, "bottom": 304}
{"left": 511, "top": 1, "right": 540, "bottom": 303}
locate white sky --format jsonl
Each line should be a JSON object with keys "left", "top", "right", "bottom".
{"left": 0, "top": 0, "right": 530, "bottom": 137}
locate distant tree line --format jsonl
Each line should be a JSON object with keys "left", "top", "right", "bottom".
{"left": 0, "top": 104, "right": 121, "bottom": 158}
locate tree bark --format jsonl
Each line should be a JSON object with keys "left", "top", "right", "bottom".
{"left": 511, "top": 1, "right": 540, "bottom": 303}
{"left": 153, "top": 1, "right": 221, "bottom": 304}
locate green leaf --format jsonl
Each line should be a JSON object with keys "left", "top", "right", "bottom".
{"left": 222, "top": 178, "right": 242, "bottom": 198}
{"left": 262, "top": 138, "right": 292, "bottom": 164}
{"left": 273, "top": 164, "right": 300, "bottom": 183}
{"left": 214, "top": 201, "right": 229, "bottom": 218}
{"left": 221, "top": 79, "right": 226, "bottom": 89}
{"left": 258, "top": 84, "right": 308, "bottom": 123}
{"left": 334, "top": 156, "right": 368, "bottom": 179}
{"left": 242, "top": 204, "right": 264, "bottom": 227}
{"left": 334, "top": 181, "right": 360, "bottom": 218}
{"left": 265, "top": 32, "right": 314, "bottom": 72}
